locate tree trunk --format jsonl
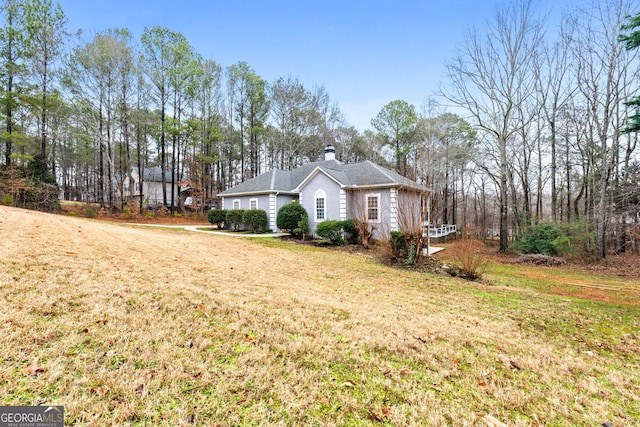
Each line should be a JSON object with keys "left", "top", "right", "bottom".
{"left": 499, "top": 136, "right": 509, "bottom": 252}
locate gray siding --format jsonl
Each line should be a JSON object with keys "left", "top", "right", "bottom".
{"left": 299, "top": 172, "right": 342, "bottom": 235}
{"left": 222, "top": 193, "right": 299, "bottom": 231}
{"left": 222, "top": 194, "right": 270, "bottom": 211}
{"left": 273, "top": 195, "right": 297, "bottom": 231}
{"left": 346, "top": 189, "right": 392, "bottom": 240}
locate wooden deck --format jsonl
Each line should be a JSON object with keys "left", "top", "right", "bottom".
{"left": 423, "top": 224, "right": 457, "bottom": 239}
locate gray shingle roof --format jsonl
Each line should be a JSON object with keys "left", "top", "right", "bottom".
{"left": 219, "top": 159, "right": 425, "bottom": 196}
{"left": 142, "top": 166, "right": 179, "bottom": 182}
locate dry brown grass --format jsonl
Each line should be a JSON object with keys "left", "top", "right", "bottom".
{"left": 0, "top": 206, "right": 638, "bottom": 426}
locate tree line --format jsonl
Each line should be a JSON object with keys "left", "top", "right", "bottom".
{"left": 0, "top": 0, "right": 639, "bottom": 258}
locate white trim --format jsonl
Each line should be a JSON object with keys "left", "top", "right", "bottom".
{"left": 339, "top": 189, "right": 347, "bottom": 221}
{"left": 314, "top": 189, "right": 326, "bottom": 222}
{"left": 269, "top": 194, "right": 277, "bottom": 231}
{"left": 295, "top": 166, "right": 344, "bottom": 191}
{"left": 390, "top": 188, "right": 398, "bottom": 231}
{"left": 233, "top": 199, "right": 241, "bottom": 210}
{"left": 249, "top": 198, "right": 258, "bottom": 210}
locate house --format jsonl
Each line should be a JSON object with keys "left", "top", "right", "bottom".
{"left": 219, "top": 145, "right": 428, "bottom": 238}
{"left": 128, "top": 167, "right": 181, "bottom": 208}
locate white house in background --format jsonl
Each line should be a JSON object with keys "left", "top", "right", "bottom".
{"left": 219, "top": 145, "right": 428, "bottom": 238}
{"left": 129, "top": 167, "right": 180, "bottom": 208}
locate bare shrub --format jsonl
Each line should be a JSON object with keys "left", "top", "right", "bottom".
{"left": 128, "top": 199, "right": 140, "bottom": 218}
{"left": 375, "top": 224, "right": 398, "bottom": 263}
{"left": 447, "top": 238, "right": 489, "bottom": 280}
{"left": 156, "top": 204, "right": 170, "bottom": 217}
{"left": 349, "top": 190, "right": 378, "bottom": 249}
{"left": 397, "top": 189, "right": 428, "bottom": 264}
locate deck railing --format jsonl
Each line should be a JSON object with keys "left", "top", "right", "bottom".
{"left": 423, "top": 224, "right": 457, "bottom": 238}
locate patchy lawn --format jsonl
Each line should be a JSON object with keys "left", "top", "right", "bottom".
{"left": 434, "top": 241, "right": 640, "bottom": 306}
{"left": 0, "top": 206, "right": 638, "bottom": 426}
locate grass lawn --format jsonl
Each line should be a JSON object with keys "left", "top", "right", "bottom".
{"left": 0, "top": 206, "right": 638, "bottom": 426}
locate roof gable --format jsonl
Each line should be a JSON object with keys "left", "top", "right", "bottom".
{"left": 295, "top": 165, "right": 346, "bottom": 191}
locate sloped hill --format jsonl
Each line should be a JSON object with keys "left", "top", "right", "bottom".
{"left": 0, "top": 206, "right": 637, "bottom": 426}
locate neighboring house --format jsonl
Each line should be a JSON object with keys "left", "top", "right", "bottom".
{"left": 219, "top": 145, "right": 428, "bottom": 238}
{"left": 129, "top": 167, "right": 181, "bottom": 208}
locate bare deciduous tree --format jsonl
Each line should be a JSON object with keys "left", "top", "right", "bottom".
{"left": 442, "top": 0, "right": 545, "bottom": 252}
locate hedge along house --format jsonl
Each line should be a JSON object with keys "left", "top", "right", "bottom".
{"left": 218, "top": 145, "right": 428, "bottom": 238}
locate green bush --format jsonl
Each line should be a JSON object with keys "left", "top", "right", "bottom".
{"left": 554, "top": 221, "right": 597, "bottom": 259}
{"left": 342, "top": 219, "right": 360, "bottom": 244}
{"left": 293, "top": 211, "right": 310, "bottom": 239}
{"left": 513, "top": 222, "right": 595, "bottom": 258}
{"left": 208, "top": 209, "right": 227, "bottom": 228}
{"left": 513, "top": 222, "right": 561, "bottom": 255}
{"left": 277, "top": 202, "right": 308, "bottom": 233}
{"left": 1, "top": 193, "right": 13, "bottom": 206}
{"left": 315, "top": 220, "right": 348, "bottom": 245}
{"left": 390, "top": 231, "right": 408, "bottom": 259}
{"left": 226, "top": 209, "right": 244, "bottom": 231}
{"left": 85, "top": 206, "right": 96, "bottom": 219}
{"left": 145, "top": 210, "right": 154, "bottom": 219}
{"left": 242, "top": 209, "right": 268, "bottom": 232}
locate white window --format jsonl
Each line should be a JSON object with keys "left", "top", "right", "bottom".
{"left": 367, "top": 193, "right": 380, "bottom": 222}
{"left": 233, "top": 199, "right": 241, "bottom": 210}
{"left": 315, "top": 190, "right": 326, "bottom": 221}
{"left": 250, "top": 198, "right": 258, "bottom": 210}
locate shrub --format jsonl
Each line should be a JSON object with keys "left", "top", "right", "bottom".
{"left": 242, "top": 209, "right": 268, "bottom": 232}
{"left": 447, "top": 238, "right": 489, "bottom": 280}
{"left": 277, "top": 202, "right": 308, "bottom": 232}
{"left": 226, "top": 209, "right": 244, "bottom": 231}
{"left": 342, "top": 219, "right": 360, "bottom": 243}
{"left": 145, "top": 210, "right": 154, "bottom": 219}
{"left": 349, "top": 219, "right": 376, "bottom": 249}
{"left": 128, "top": 200, "right": 140, "bottom": 217}
{"left": 390, "top": 231, "right": 408, "bottom": 259}
{"left": 85, "top": 206, "right": 96, "bottom": 219}
{"left": 315, "top": 220, "right": 347, "bottom": 245}
{"left": 554, "top": 221, "right": 597, "bottom": 260}
{"left": 513, "top": 222, "right": 561, "bottom": 255}
{"left": 513, "top": 221, "right": 596, "bottom": 260}
{"left": 122, "top": 206, "right": 131, "bottom": 219}
{"left": 208, "top": 209, "right": 227, "bottom": 229}
{"left": 1, "top": 193, "right": 13, "bottom": 206}
{"left": 293, "top": 211, "right": 310, "bottom": 240}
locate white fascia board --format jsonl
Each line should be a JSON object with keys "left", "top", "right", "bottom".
{"left": 344, "top": 183, "right": 427, "bottom": 192}
{"left": 219, "top": 190, "right": 297, "bottom": 197}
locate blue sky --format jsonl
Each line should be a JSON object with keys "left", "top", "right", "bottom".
{"left": 58, "top": 0, "right": 580, "bottom": 131}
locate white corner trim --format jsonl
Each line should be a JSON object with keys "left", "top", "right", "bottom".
{"left": 390, "top": 188, "right": 398, "bottom": 231}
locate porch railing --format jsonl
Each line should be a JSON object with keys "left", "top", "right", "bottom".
{"left": 423, "top": 224, "right": 457, "bottom": 238}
